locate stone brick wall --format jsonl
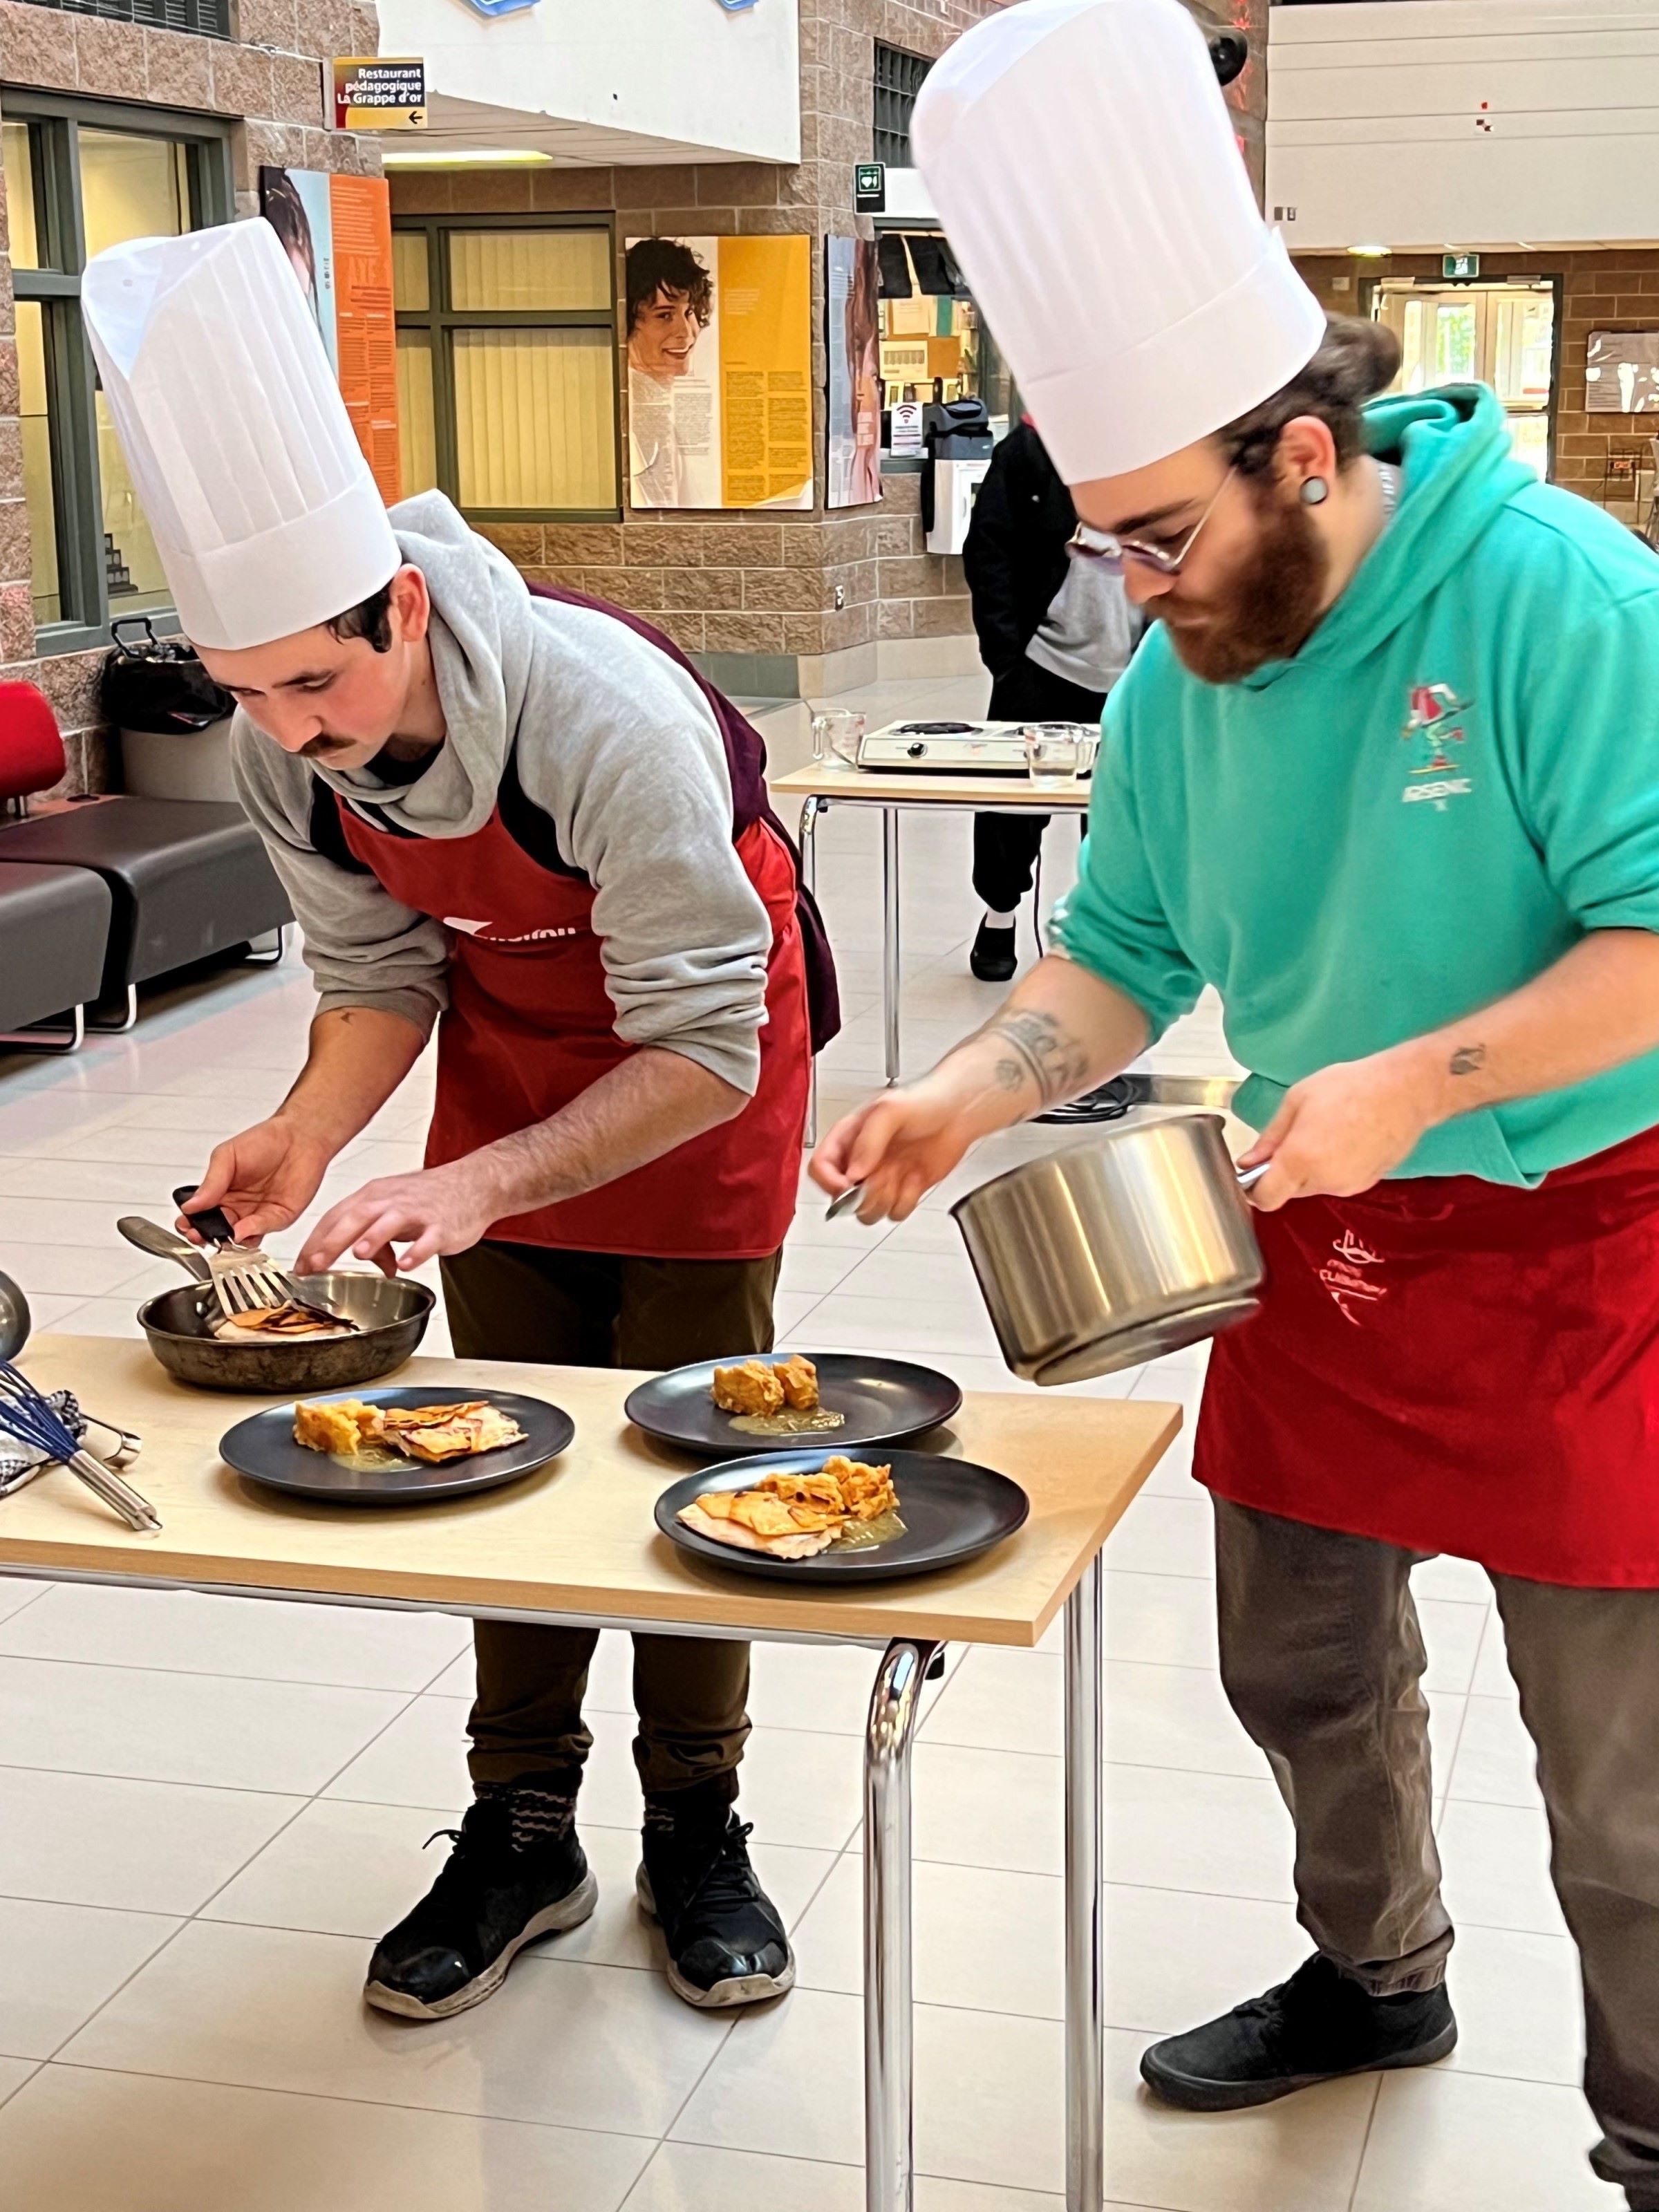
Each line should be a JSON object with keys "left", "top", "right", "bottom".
{"left": 394, "top": 0, "right": 1000, "bottom": 690}
{"left": 1295, "top": 249, "right": 1659, "bottom": 528}
{"left": 0, "top": 0, "right": 384, "bottom": 791}
{"left": 485, "top": 472, "right": 964, "bottom": 666}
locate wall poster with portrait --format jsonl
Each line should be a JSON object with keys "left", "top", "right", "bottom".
{"left": 826, "top": 235, "right": 883, "bottom": 508}
{"left": 624, "top": 234, "right": 813, "bottom": 510}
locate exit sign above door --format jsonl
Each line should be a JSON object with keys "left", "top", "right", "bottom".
{"left": 1443, "top": 253, "right": 1481, "bottom": 281}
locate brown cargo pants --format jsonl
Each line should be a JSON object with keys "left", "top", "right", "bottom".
{"left": 1215, "top": 1497, "right": 1659, "bottom": 2208}
{"left": 440, "top": 1240, "right": 780, "bottom": 1807}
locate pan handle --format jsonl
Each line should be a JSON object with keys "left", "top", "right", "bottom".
{"left": 120, "top": 1216, "right": 213, "bottom": 1282}
{"left": 832, "top": 1157, "right": 1273, "bottom": 1219}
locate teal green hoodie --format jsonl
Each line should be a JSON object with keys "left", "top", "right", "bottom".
{"left": 1053, "top": 385, "right": 1659, "bottom": 1185}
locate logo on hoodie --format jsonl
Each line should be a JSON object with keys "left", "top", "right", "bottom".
{"left": 1400, "top": 683, "right": 1474, "bottom": 809}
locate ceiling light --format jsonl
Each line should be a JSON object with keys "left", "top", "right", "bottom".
{"left": 1348, "top": 244, "right": 1391, "bottom": 259}
{"left": 382, "top": 147, "right": 556, "bottom": 168}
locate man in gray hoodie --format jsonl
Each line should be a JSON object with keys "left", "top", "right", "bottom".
{"left": 181, "top": 492, "right": 832, "bottom": 2020}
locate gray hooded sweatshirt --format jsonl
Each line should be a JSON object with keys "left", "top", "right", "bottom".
{"left": 232, "top": 493, "right": 772, "bottom": 1096}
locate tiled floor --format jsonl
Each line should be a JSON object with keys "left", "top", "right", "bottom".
{"left": 0, "top": 673, "right": 1616, "bottom": 2208}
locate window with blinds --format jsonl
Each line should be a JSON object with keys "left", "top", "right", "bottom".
{"left": 393, "top": 216, "right": 619, "bottom": 521}
{"left": 6, "top": 94, "right": 232, "bottom": 652}
{"left": 873, "top": 44, "right": 932, "bottom": 169}
{"left": 19, "top": 0, "right": 229, "bottom": 35}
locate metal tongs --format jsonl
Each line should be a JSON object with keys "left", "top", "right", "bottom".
{"left": 0, "top": 1360, "right": 160, "bottom": 1533}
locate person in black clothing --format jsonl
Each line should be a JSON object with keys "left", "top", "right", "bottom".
{"left": 962, "top": 419, "right": 1141, "bottom": 980}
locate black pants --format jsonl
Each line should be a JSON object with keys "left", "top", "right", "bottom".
{"left": 440, "top": 1239, "right": 780, "bottom": 1804}
{"left": 973, "top": 659, "right": 1107, "bottom": 912}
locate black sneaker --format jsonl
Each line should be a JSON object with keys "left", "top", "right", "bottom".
{"left": 637, "top": 1803, "right": 794, "bottom": 2009}
{"left": 363, "top": 1797, "right": 598, "bottom": 2021}
{"left": 970, "top": 919, "right": 1018, "bottom": 982}
{"left": 1140, "top": 1953, "right": 1456, "bottom": 2112}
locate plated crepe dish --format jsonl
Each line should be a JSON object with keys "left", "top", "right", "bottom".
{"left": 710, "top": 1355, "right": 845, "bottom": 1436}
{"left": 677, "top": 1454, "right": 902, "bottom": 1560}
{"left": 214, "top": 1300, "right": 360, "bottom": 1342}
{"left": 294, "top": 1397, "right": 527, "bottom": 1464}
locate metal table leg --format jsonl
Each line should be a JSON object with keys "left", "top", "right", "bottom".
{"left": 865, "top": 1634, "right": 939, "bottom": 2212}
{"left": 799, "top": 794, "right": 824, "bottom": 1147}
{"left": 882, "top": 805, "right": 901, "bottom": 1087}
{"left": 1065, "top": 1553, "right": 1105, "bottom": 2212}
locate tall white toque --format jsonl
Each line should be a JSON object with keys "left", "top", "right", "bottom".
{"left": 911, "top": 0, "right": 1327, "bottom": 484}
{"left": 83, "top": 218, "right": 401, "bottom": 650}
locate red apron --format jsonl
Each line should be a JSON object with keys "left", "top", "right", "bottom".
{"left": 1195, "top": 1124, "right": 1659, "bottom": 1587}
{"left": 332, "top": 791, "right": 810, "bottom": 1262}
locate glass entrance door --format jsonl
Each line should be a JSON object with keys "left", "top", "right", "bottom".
{"left": 1376, "top": 281, "right": 1555, "bottom": 479}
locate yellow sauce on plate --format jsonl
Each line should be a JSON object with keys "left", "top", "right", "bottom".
{"left": 728, "top": 1407, "right": 847, "bottom": 1438}
{"left": 831, "top": 1509, "right": 906, "bottom": 1552}
{"left": 326, "top": 1443, "right": 408, "bottom": 1474}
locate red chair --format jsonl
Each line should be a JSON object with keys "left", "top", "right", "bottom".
{"left": 0, "top": 686, "right": 111, "bottom": 1051}
{"left": 0, "top": 682, "right": 292, "bottom": 1033}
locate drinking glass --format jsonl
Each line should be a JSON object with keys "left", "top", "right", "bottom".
{"left": 1022, "top": 723, "right": 1082, "bottom": 787}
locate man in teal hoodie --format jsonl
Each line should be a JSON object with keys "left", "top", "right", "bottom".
{"left": 816, "top": 318, "right": 1659, "bottom": 2205}
{"left": 835, "top": 5, "right": 1659, "bottom": 2197}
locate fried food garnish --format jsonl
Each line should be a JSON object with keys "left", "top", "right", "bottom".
{"left": 377, "top": 1402, "right": 526, "bottom": 1463}
{"left": 771, "top": 1354, "right": 821, "bottom": 1412}
{"left": 292, "top": 1399, "right": 381, "bottom": 1455}
{"left": 711, "top": 1360, "right": 785, "bottom": 1417}
{"left": 680, "top": 1456, "right": 897, "bottom": 1557}
{"left": 293, "top": 1398, "right": 525, "bottom": 1463}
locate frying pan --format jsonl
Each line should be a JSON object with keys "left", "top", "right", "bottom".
{"left": 138, "top": 1272, "right": 433, "bottom": 1393}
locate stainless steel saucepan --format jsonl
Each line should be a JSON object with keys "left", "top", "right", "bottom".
{"left": 950, "top": 1114, "right": 1266, "bottom": 1385}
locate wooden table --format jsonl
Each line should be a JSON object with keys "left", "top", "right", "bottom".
{"left": 1, "top": 1336, "right": 1179, "bottom": 2212}
{"left": 770, "top": 761, "right": 1091, "bottom": 1103}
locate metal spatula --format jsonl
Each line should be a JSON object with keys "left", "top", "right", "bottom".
{"left": 173, "top": 1187, "right": 301, "bottom": 1321}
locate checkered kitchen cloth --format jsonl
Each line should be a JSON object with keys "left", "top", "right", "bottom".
{"left": 0, "top": 1389, "right": 88, "bottom": 1497}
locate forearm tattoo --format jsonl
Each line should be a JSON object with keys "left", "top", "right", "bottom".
{"left": 983, "top": 1009, "right": 1091, "bottom": 1105}
{"left": 1448, "top": 1044, "right": 1487, "bottom": 1077}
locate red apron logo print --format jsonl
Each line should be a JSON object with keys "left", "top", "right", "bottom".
{"left": 1318, "top": 1228, "right": 1389, "bottom": 1327}
{"left": 443, "top": 915, "right": 583, "bottom": 946}
{"left": 1401, "top": 682, "right": 1473, "bottom": 810}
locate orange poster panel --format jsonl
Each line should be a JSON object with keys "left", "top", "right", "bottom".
{"left": 716, "top": 236, "right": 813, "bottom": 510}
{"left": 329, "top": 174, "right": 402, "bottom": 505}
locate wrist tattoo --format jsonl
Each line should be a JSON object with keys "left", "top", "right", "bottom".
{"left": 983, "top": 1009, "right": 1090, "bottom": 1105}
{"left": 1449, "top": 1044, "right": 1487, "bottom": 1077}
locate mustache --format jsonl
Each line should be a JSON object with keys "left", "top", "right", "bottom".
{"left": 299, "top": 733, "right": 354, "bottom": 760}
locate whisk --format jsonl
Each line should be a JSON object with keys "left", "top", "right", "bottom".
{"left": 0, "top": 1362, "right": 161, "bottom": 1533}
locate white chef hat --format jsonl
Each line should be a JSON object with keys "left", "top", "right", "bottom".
{"left": 83, "top": 219, "right": 400, "bottom": 651}
{"left": 912, "top": 0, "right": 1326, "bottom": 485}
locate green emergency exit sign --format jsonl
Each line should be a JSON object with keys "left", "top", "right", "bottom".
{"left": 1443, "top": 252, "right": 1481, "bottom": 281}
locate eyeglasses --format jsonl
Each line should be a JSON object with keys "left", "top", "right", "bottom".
{"left": 1067, "top": 468, "right": 1235, "bottom": 578}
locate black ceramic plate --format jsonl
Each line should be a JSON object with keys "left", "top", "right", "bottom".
{"left": 219, "top": 1386, "right": 574, "bottom": 1506}
{"left": 625, "top": 1353, "right": 963, "bottom": 1460}
{"left": 654, "top": 1446, "right": 1029, "bottom": 1585}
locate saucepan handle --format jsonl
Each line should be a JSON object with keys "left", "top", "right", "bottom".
{"left": 832, "top": 1157, "right": 1271, "bottom": 1220}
